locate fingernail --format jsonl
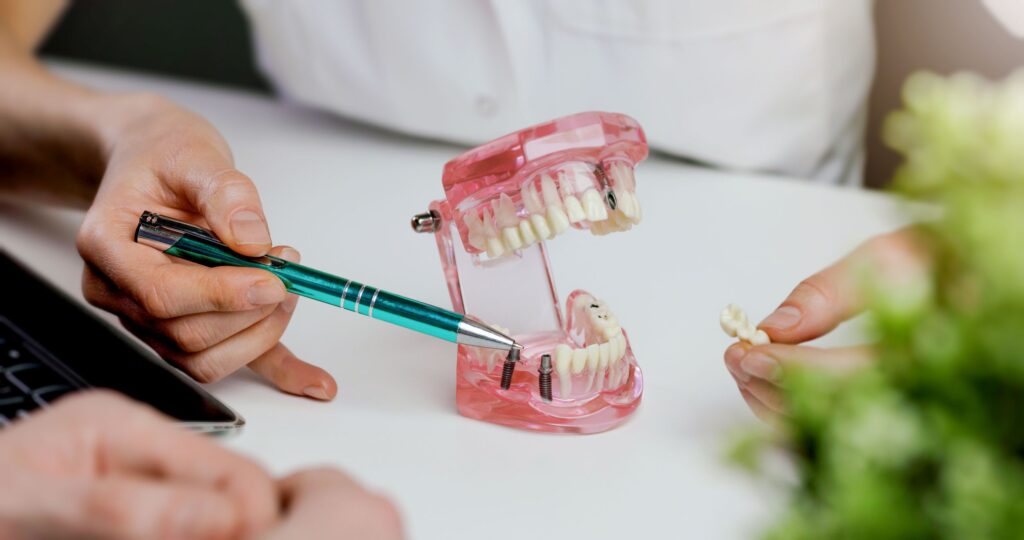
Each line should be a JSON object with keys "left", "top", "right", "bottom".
{"left": 725, "top": 345, "right": 750, "bottom": 382}
{"left": 230, "top": 210, "right": 271, "bottom": 245}
{"left": 247, "top": 279, "right": 283, "bottom": 305}
{"left": 303, "top": 384, "right": 329, "bottom": 400}
{"left": 741, "top": 351, "right": 781, "bottom": 382}
{"left": 279, "top": 247, "right": 301, "bottom": 263}
{"left": 759, "top": 305, "right": 801, "bottom": 330}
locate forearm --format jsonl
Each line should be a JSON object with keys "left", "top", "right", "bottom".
{"left": 0, "top": 21, "right": 109, "bottom": 208}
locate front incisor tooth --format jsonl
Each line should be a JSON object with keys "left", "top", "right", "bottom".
{"left": 518, "top": 220, "right": 537, "bottom": 246}
{"left": 555, "top": 344, "right": 573, "bottom": 398}
{"left": 564, "top": 195, "right": 586, "bottom": 223}
{"left": 571, "top": 347, "right": 588, "bottom": 374}
{"left": 529, "top": 214, "right": 552, "bottom": 240}
{"left": 581, "top": 190, "right": 608, "bottom": 221}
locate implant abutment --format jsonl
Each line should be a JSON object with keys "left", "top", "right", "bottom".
{"left": 538, "top": 354, "right": 553, "bottom": 401}
{"left": 499, "top": 346, "right": 520, "bottom": 390}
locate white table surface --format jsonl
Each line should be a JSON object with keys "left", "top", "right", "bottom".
{"left": 1, "top": 61, "right": 908, "bottom": 539}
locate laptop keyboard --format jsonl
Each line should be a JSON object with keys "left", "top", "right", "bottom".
{"left": 0, "top": 317, "right": 84, "bottom": 427}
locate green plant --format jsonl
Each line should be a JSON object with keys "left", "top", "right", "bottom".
{"left": 735, "top": 70, "right": 1024, "bottom": 539}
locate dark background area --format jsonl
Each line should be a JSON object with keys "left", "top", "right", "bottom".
{"left": 40, "top": 0, "right": 271, "bottom": 93}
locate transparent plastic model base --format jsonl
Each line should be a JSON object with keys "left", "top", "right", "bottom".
{"left": 414, "top": 112, "right": 647, "bottom": 434}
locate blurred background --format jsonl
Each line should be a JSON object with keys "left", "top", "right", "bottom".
{"left": 39, "top": 0, "right": 1024, "bottom": 188}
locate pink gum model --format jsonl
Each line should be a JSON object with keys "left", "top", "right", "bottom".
{"left": 412, "top": 111, "right": 646, "bottom": 434}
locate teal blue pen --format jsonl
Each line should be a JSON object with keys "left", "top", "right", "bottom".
{"left": 134, "top": 211, "right": 518, "bottom": 351}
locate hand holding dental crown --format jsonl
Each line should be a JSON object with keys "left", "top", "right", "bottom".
{"left": 720, "top": 304, "right": 771, "bottom": 346}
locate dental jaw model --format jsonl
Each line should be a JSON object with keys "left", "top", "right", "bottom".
{"left": 412, "top": 112, "right": 645, "bottom": 434}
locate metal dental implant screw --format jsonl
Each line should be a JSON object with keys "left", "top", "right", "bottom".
{"left": 499, "top": 346, "right": 520, "bottom": 390}
{"left": 410, "top": 210, "right": 441, "bottom": 233}
{"left": 538, "top": 354, "right": 553, "bottom": 402}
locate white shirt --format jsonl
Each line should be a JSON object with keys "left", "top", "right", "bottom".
{"left": 240, "top": 1, "right": 877, "bottom": 184}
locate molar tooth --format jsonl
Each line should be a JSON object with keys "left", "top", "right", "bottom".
{"left": 529, "top": 214, "right": 552, "bottom": 240}
{"left": 571, "top": 347, "right": 588, "bottom": 374}
{"left": 581, "top": 190, "right": 608, "bottom": 221}
{"left": 555, "top": 344, "right": 573, "bottom": 398}
{"left": 601, "top": 325, "right": 622, "bottom": 340}
{"left": 598, "top": 342, "right": 611, "bottom": 372}
{"left": 517, "top": 220, "right": 537, "bottom": 246}
{"left": 750, "top": 329, "right": 771, "bottom": 346}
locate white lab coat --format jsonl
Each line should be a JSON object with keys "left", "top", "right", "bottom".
{"left": 239, "top": 1, "right": 872, "bottom": 184}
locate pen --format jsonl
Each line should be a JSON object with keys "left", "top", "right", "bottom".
{"left": 133, "top": 211, "right": 518, "bottom": 351}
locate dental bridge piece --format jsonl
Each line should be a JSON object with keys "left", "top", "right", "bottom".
{"left": 412, "top": 111, "right": 645, "bottom": 434}
{"left": 720, "top": 304, "right": 771, "bottom": 346}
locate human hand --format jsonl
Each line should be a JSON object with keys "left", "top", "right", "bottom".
{"left": 256, "top": 468, "right": 404, "bottom": 540}
{"left": 75, "top": 94, "right": 336, "bottom": 400}
{"left": 0, "top": 391, "right": 279, "bottom": 539}
{"left": 723, "top": 229, "right": 929, "bottom": 423}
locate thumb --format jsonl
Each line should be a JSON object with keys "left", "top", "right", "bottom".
{"left": 163, "top": 142, "right": 273, "bottom": 256}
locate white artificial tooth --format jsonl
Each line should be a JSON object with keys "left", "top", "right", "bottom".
{"left": 571, "top": 347, "right": 588, "bottom": 374}
{"left": 601, "top": 325, "right": 622, "bottom": 340}
{"left": 615, "top": 188, "right": 636, "bottom": 218}
{"left": 480, "top": 208, "right": 505, "bottom": 257}
{"left": 463, "top": 212, "right": 486, "bottom": 250}
{"left": 584, "top": 344, "right": 600, "bottom": 392}
{"left": 555, "top": 344, "right": 573, "bottom": 398}
{"left": 736, "top": 323, "right": 756, "bottom": 342}
{"left": 540, "top": 175, "right": 562, "bottom": 207}
{"left": 630, "top": 192, "right": 642, "bottom": 224}
{"left": 522, "top": 181, "right": 544, "bottom": 214}
{"left": 546, "top": 206, "right": 570, "bottom": 234}
{"left": 598, "top": 342, "right": 611, "bottom": 372}
{"left": 564, "top": 196, "right": 586, "bottom": 223}
{"left": 496, "top": 194, "right": 519, "bottom": 227}
{"left": 617, "top": 335, "right": 628, "bottom": 359}
{"left": 485, "top": 237, "right": 506, "bottom": 258}
{"left": 621, "top": 164, "right": 637, "bottom": 191}
{"left": 517, "top": 220, "right": 537, "bottom": 246}
{"left": 529, "top": 214, "right": 552, "bottom": 240}
{"left": 502, "top": 227, "right": 523, "bottom": 250}
{"left": 611, "top": 210, "right": 633, "bottom": 230}
{"left": 750, "top": 329, "right": 771, "bottom": 346}
{"left": 719, "top": 304, "right": 745, "bottom": 337}
{"left": 581, "top": 190, "right": 608, "bottom": 221}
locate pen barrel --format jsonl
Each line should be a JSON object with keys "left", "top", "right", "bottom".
{"left": 165, "top": 235, "right": 461, "bottom": 342}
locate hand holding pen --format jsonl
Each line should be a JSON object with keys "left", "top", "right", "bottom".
{"left": 73, "top": 97, "right": 337, "bottom": 400}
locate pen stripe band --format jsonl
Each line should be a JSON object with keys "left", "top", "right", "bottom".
{"left": 367, "top": 288, "right": 381, "bottom": 318}
{"left": 340, "top": 280, "right": 353, "bottom": 311}
{"left": 354, "top": 284, "right": 367, "bottom": 315}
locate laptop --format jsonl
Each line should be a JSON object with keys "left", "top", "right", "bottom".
{"left": 0, "top": 249, "right": 243, "bottom": 432}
